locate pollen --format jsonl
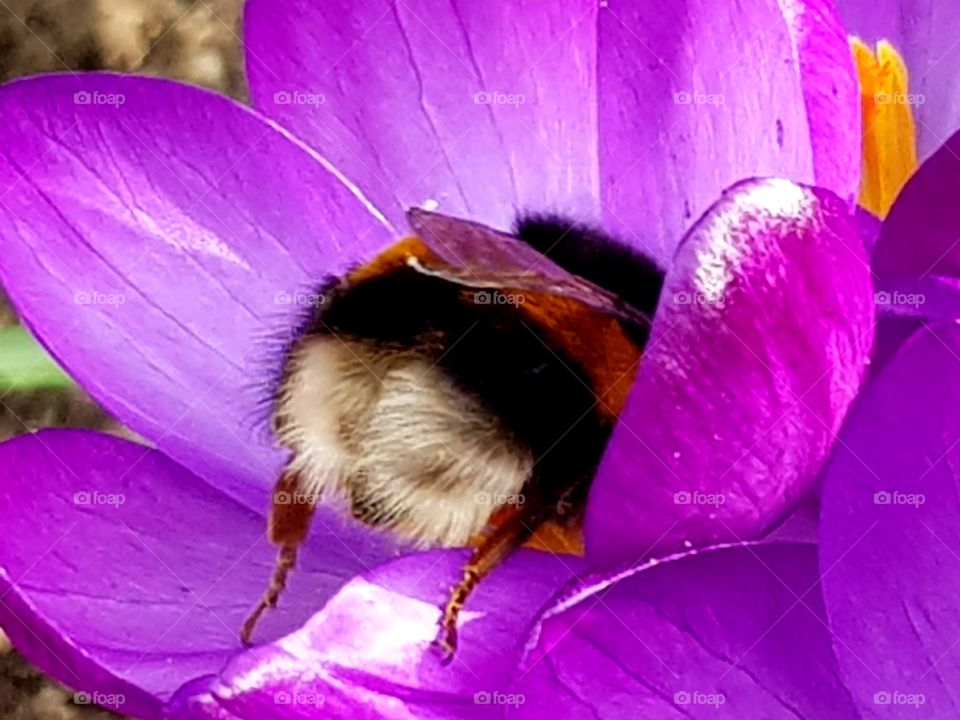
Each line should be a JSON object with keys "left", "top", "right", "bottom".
{"left": 525, "top": 520, "right": 585, "bottom": 555}
{"left": 479, "top": 507, "right": 585, "bottom": 556}
{"left": 851, "top": 37, "right": 918, "bottom": 218}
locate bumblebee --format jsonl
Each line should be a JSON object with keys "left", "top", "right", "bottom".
{"left": 241, "top": 209, "right": 664, "bottom": 655}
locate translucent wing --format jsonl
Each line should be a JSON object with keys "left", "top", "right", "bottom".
{"left": 406, "top": 208, "right": 651, "bottom": 326}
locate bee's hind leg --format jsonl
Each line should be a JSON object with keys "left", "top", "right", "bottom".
{"left": 241, "top": 468, "right": 315, "bottom": 646}
{"left": 434, "top": 505, "right": 537, "bottom": 662}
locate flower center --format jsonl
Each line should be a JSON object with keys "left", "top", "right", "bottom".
{"left": 851, "top": 38, "right": 919, "bottom": 218}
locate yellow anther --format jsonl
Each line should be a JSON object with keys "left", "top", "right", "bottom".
{"left": 852, "top": 37, "right": 919, "bottom": 218}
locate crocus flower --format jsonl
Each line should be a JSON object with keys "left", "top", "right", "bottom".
{"left": 0, "top": 1, "right": 893, "bottom": 718}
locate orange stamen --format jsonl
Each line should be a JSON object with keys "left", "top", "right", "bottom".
{"left": 852, "top": 38, "right": 919, "bottom": 218}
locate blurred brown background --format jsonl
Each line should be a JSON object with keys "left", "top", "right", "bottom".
{"left": 0, "top": 1, "right": 246, "bottom": 717}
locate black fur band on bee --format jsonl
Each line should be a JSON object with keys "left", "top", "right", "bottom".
{"left": 513, "top": 213, "right": 665, "bottom": 342}
{"left": 241, "top": 212, "right": 664, "bottom": 653}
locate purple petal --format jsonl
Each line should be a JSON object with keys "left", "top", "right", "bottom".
{"left": 166, "top": 677, "right": 240, "bottom": 720}
{"left": 244, "top": 0, "right": 600, "bottom": 233}
{"left": 865, "top": 166, "right": 930, "bottom": 372}
{"left": 857, "top": 205, "right": 882, "bottom": 258}
{"left": 512, "top": 542, "right": 857, "bottom": 719}
{"left": 0, "top": 74, "right": 393, "bottom": 509}
{"left": 0, "top": 430, "right": 390, "bottom": 719}
{"left": 598, "top": 0, "right": 854, "bottom": 260}
{"left": 873, "top": 128, "right": 960, "bottom": 281}
{"left": 870, "top": 127, "right": 960, "bottom": 363}
{"left": 778, "top": 0, "right": 862, "bottom": 203}
{"left": 586, "top": 178, "right": 875, "bottom": 566}
{"left": 763, "top": 493, "right": 820, "bottom": 544}
{"left": 875, "top": 275, "right": 960, "bottom": 320}
{"left": 837, "top": 0, "right": 960, "bottom": 158}
{"left": 820, "top": 322, "right": 960, "bottom": 717}
{"left": 868, "top": 316, "right": 922, "bottom": 377}
{"left": 246, "top": 1, "right": 856, "bottom": 263}
{"left": 170, "top": 550, "right": 581, "bottom": 719}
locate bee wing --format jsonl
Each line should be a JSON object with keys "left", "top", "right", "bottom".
{"left": 406, "top": 208, "right": 650, "bottom": 326}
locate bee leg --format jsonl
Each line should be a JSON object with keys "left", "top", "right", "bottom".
{"left": 240, "top": 468, "right": 315, "bottom": 646}
{"left": 434, "top": 506, "right": 535, "bottom": 661}
{"left": 240, "top": 542, "right": 299, "bottom": 646}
